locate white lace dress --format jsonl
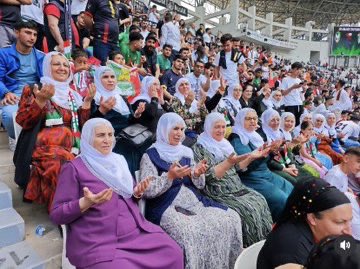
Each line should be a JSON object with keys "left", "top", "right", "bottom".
{"left": 140, "top": 153, "right": 243, "bottom": 269}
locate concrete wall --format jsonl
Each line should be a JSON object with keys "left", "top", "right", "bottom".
{"left": 272, "top": 40, "right": 330, "bottom": 64}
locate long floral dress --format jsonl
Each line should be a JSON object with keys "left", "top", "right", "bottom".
{"left": 140, "top": 149, "right": 243, "bottom": 269}
{"left": 16, "top": 86, "right": 90, "bottom": 211}
{"left": 192, "top": 143, "right": 273, "bottom": 247}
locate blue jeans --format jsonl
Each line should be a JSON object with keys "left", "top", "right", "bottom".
{"left": 93, "top": 40, "right": 119, "bottom": 65}
{"left": 1, "top": 103, "right": 19, "bottom": 139}
{"left": 343, "top": 139, "right": 360, "bottom": 149}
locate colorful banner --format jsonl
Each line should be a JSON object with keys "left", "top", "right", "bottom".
{"left": 107, "top": 61, "right": 136, "bottom": 96}
{"left": 331, "top": 27, "right": 360, "bottom": 57}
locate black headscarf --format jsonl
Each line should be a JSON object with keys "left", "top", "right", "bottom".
{"left": 277, "top": 177, "right": 350, "bottom": 226}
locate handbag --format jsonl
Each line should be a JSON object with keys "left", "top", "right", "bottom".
{"left": 117, "top": 124, "right": 153, "bottom": 148}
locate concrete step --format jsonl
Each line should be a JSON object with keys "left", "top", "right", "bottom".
{"left": 0, "top": 208, "right": 25, "bottom": 248}
{"left": 0, "top": 241, "right": 45, "bottom": 269}
{"left": 0, "top": 182, "right": 12, "bottom": 210}
{"left": 0, "top": 131, "right": 8, "bottom": 148}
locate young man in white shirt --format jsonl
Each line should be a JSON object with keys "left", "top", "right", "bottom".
{"left": 202, "top": 28, "right": 211, "bottom": 47}
{"left": 160, "top": 12, "right": 180, "bottom": 60}
{"left": 324, "top": 147, "right": 360, "bottom": 193}
{"left": 148, "top": 5, "right": 160, "bottom": 25}
{"left": 186, "top": 60, "right": 210, "bottom": 100}
{"left": 214, "top": 33, "right": 245, "bottom": 88}
{"left": 330, "top": 79, "right": 353, "bottom": 113}
{"left": 336, "top": 113, "right": 360, "bottom": 148}
{"left": 280, "top": 62, "right": 305, "bottom": 125}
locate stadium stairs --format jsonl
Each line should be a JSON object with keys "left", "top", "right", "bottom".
{"left": 0, "top": 130, "right": 62, "bottom": 268}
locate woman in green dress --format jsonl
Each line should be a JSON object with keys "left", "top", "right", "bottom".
{"left": 193, "top": 112, "right": 272, "bottom": 247}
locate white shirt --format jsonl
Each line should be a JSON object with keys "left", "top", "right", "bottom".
{"left": 21, "top": 0, "right": 45, "bottom": 25}
{"left": 214, "top": 51, "right": 244, "bottom": 87}
{"left": 280, "top": 76, "right": 303, "bottom": 106}
{"left": 349, "top": 175, "right": 360, "bottom": 195}
{"left": 160, "top": 22, "right": 181, "bottom": 51}
{"left": 71, "top": 0, "right": 88, "bottom": 15}
{"left": 336, "top": 120, "right": 360, "bottom": 141}
{"left": 247, "top": 49, "right": 258, "bottom": 66}
{"left": 345, "top": 192, "right": 360, "bottom": 240}
{"left": 331, "top": 88, "right": 352, "bottom": 112}
{"left": 203, "top": 33, "right": 211, "bottom": 44}
{"left": 140, "top": 30, "right": 149, "bottom": 40}
{"left": 186, "top": 72, "right": 207, "bottom": 100}
{"left": 148, "top": 11, "right": 159, "bottom": 24}
{"left": 324, "top": 164, "right": 349, "bottom": 193}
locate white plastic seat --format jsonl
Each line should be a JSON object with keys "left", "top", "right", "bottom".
{"left": 135, "top": 170, "right": 146, "bottom": 216}
{"left": 234, "top": 240, "right": 265, "bottom": 269}
{"left": 12, "top": 112, "right": 22, "bottom": 142}
{"left": 61, "top": 225, "right": 76, "bottom": 269}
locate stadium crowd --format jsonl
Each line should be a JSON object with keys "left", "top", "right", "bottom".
{"left": 0, "top": 0, "right": 360, "bottom": 268}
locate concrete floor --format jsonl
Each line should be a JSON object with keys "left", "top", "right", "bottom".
{"left": 0, "top": 132, "right": 62, "bottom": 268}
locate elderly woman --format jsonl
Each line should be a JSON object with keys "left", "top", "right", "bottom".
{"left": 15, "top": 52, "right": 93, "bottom": 211}
{"left": 228, "top": 108, "right": 293, "bottom": 221}
{"left": 130, "top": 76, "right": 169, "bottom": 133}
{"left": 260, "top": 109, "right": 312, "bottom": 185}
{"left": 50, "top": 118, "right": 183, "bottom": 269}
{"left": 90, "top": 66, "right": 146, "bottom": 173}
{"left": 223, "top": 84, "right": 242, "bottom": 123}
{"left": 325, "top": 112, "right": 345, "bottom": 154}
{"left": 171, "top": 77, "right": 208, "bottom": 144}
{"left": 139, "top": 113, "right": 243, "bottom": 269}
{"left": 193, "top": 112, "right": 273, "bottom": 247}
{"left": 313, "top": 113, "right": 343, "bottom": 165}
{"left": 257, "top": 177, "right": 352, "bottom": 269}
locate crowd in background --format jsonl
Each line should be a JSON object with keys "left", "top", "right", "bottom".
{"left": 1, "top": 0, "right": 360, "bottom": 268}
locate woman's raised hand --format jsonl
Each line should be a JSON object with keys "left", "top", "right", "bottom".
{"left": 133, "top": 176, "right": 153, "bottom": 198}
{"left": 34, "top": 83, "right": 55, "bottom": 107}
{"left": 226, "top": 153, "right": 250, "bottom": 165}
{"left": 83, "top": 83, "right": 96, "bottom": 105}
{"left": 134, "top": 102, "right": 146, "bottom": 118}
{"left": 193, "top": 160, "right": 208, "bottom": 177}
{"left": 168, "top": 162, "right": 192, "bottom": 180}
{"left": 99, "top": 96, "right": 116, "bottom": 115}
{"left": 79, "top": 187, "right": 113, "bottom": 212}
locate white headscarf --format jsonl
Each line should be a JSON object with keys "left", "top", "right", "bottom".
{"left": 261, "top": 109, "right": 282, "bottom": 142}
{"left": 80, "top": 118, "right": 133, "bottom": 198}
{"left": 197, "top": 112, "right": 234, "bottom": 162}
{"left": 130, "top": 75, "right": 157, "bottom": 104}
{"left": 174, "top": 77, "right": 199, "bottom": 113}
{"left": 313, "top": 113, "right": 328, "bottom": 135}
{"left": 280, "top": 112, "right": 295, "bottom": 141}
{"left": 223, "top": 84, "right": 242, "bottom": 113}
{"left": 151, "top": 113, "right": 194, "bottom": 163}
{"left": 232, "top": 108, "right": 264, "bottom": 148}
{"left": 40, "top": 52, "right": 83, "bottom": 109}
{"left": 261, "top": 95, "right": 274, "bottom": 110}
{"left": 271, "top": 90, "right": 284, "bottom": 109}
{"left": 206, "top": 79, "right": 226, "bottom": 112}
{"left": 94, "top": 66, "right": 130, "bottom": 115}
{"left": 293, "top": 113, "right": 313, "bottom": 137}
{"left": 325, "top": 112, "right": 337, "bottom": 137}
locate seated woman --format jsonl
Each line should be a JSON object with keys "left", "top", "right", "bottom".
{"left": 228, "top": 108, "right": 293, "bottom": 222}
{"left": 171, "top": 78, "right": 208, "bottom": 145}
{"left": 260, "top": 109, "right": 311, "bottom": 185}
{"left": 313, "top": 113, "right": 343, "bottom": 165}
{"left": 271, "top": 89, "right": 284, "bottom": 114}
{"left": 130, "top": 76, "right": 168, "bottom": 133}
{"left": 299, "top": 121, "right": 333, "bottom": 178}
{"left": 90, "top": 66, "right": 146, "bottom": 174}
{"left": 16, "top": 52, "right": 92, "bottom": 211}
{"left": 50, "top": 118, "right": 183, "bottom": 269}
{"left": 193, "top": 112, "right": 273, "bottom": 247}
{"left": 257, "top": 177, "right": 352, "bottom": 269}
{"left": 293, "top": 113, "right": 312, "bottom": 137}
{"left": 324, "top": 112, "right": 345, "bottom": 154}
{"left": 280, "top": 112, "right": 320, "bottom": 178}
{"left": 139, "top": 113, "right": 243, "bottom": 269}
{"left": 239, "top": 83, "right": 255, "bottom": 108}
{"left": 222, "top": 84, "right": 242, "bottom": 123}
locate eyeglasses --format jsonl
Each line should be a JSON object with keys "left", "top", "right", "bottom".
{"left": 245, "top": 117, "right": 258, "bottom": 121}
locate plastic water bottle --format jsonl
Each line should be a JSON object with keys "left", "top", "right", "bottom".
{"left": 35, "top": 225, "right": 46, "bottom": 237}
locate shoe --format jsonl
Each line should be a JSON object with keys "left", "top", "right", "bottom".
{"left": 8, "top": 137, "right": 16, "bottom": 152}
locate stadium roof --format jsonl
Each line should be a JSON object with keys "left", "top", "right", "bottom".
{"left": 205, "top": 0, "right": 360, "bottom": 29}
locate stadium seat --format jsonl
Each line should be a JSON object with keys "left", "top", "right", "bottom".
{"left": 135, "top": 170, "right": 146, "bottom": 216}
{"left": 234, "top": 240, "right": 265, "bottom": 269}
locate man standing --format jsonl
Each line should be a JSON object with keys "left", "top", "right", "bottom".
{"left": 148, "top": 5, "right": 160, "bottom": 25}
{"left": 141, "top": 34, "right": 160, "bottom": 78}
{"left": 160, "top": 54, "right": 183, "bottom": 97}
{"left": 186, "top": 60, "right": 210, "bottom": 100}
{"left": 160, "top": 12, "right": 180, "bottom": 60}
{"left": 0, "top": 0, "right": 32, "bottom": 47}
{"left": 0, "top": 19, "right": 44, "bottom": 150}
{"left": 280, "top": 62, "right": 305, "bottom": 125}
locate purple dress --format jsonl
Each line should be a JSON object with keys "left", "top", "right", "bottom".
{"left": 50, "top": 158, "right": 184, "bottom": 269}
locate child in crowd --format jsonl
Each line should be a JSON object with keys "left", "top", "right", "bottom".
{"left": 71, "top": 49, "right": 93, "bottom": 98}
